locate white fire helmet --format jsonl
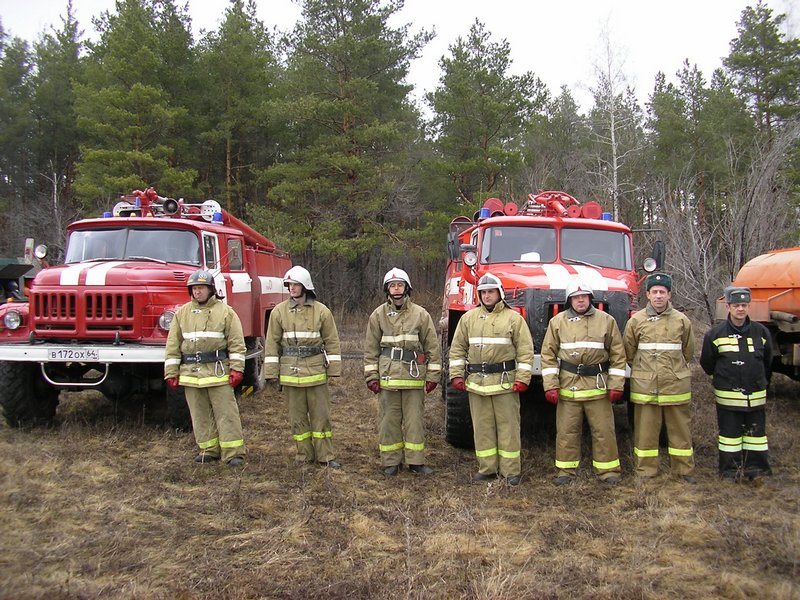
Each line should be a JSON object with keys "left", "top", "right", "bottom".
{"left": 565, "top": 279, "right": 593, "bottom": 301}
{"left": 383, "top": 268, "right": 412, "bottom": 295}
{"left": 283, "top": 266, "right": 315, "bottom": 296}
{"left": 476, "top": 273, "right": 506, "bottom": 303}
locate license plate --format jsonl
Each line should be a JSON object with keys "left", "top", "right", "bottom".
{"left": 47, "top": 348, "right": 101, "bottom": 362}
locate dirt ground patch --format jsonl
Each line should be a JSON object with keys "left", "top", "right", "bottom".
{"left": 1, "top": 349, "right": 799, "bottom": 599}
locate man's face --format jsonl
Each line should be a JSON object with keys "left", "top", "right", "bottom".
{"left": 728, "top": 302, "right": 749, "bottom": 324}
{"left": 288, "top": 282, "right": 305, "bottom": 299}
{"left": 191, "top": 285, "right": 213, "bottom": 304}
{"left": 647, "top": 285, "right": 671, "bottom": 312}
{"left": 388, "top": 281, "right": 406, "bottom": 303}
{"left": 569, "top": 293, "right": 591, "bottom": 314}
{"left": 480, "top": 288, "right": 501, "bottom": 310}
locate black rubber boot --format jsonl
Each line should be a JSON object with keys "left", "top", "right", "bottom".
{"left": 408, "top": 464, "right": 434, "bottom": 475}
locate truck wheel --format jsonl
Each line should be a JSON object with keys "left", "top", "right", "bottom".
{"left": 442, "top": 345, "right": 474, "bottom": 449}
{"left": 0, "top": 361, "right": 59, "bottom": 427}
{"left": 243, "top": 336, "right": 266, "bottom": 391}
{"left": 166, "top": 385, "right": 191, "bottom": 430}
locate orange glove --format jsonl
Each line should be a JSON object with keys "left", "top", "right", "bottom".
{"left": 425, "top": 381, "right": 438, "bottom": 393}
{"left": 512, "top": 381, "right": 528, "bottom": 393}
{"left": 609, "top": 389, "right": 624, "bottom": 403}
{"left": 544, "top": 389, "right": 559, "bottom": 405}
{"left": 166, "top": 377, "right": 179, "bottom": 390}
{"left": 229, "top": 370, "right": 244, "bottom": 388}
{"left": 367, "top": 380, "right": 380, "bottom": 394}
{"left": 451, "top": 377, "right": 466, "bottom": 392}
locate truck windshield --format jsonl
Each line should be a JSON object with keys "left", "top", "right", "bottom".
{"left": 65, "top": 228, "right": 202, "bottom": 266}
{"left": 561, "top": 228, "right": 631, "bottom": 270}
{"left": 480, "top": 226, "right": 556, "bottom": 263}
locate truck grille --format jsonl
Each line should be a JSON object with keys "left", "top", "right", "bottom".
{"left": 33, "top": 291, "right": 139, "bottom": 336}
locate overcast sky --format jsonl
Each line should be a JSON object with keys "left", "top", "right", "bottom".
{"left": 1, "top": 0, "right": 797, "bottom": 111}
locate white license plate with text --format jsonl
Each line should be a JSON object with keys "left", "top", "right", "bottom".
{"left": 47, "top": 348, "right": 101, "bottom": 362}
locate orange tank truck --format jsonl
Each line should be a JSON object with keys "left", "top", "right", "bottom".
{"left": 717, "top": 246, "right": 800, "bottom": 380}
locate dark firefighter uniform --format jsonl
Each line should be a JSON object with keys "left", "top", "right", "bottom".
{"left": 364, "top": 296, "right": 441, "bottom": 469}
{"left": 541, "top": 302, "right": 626, "bottom": 481}
{"left": 164, "top": 289, "right": 247, "bottom": 463}
{"left": 265, "top": 297, "right": 341, "bottom": 464}
{"left": 449, "top": 281, "right": 534, "bottom": 480}
{"left": 700, "top": 287, "right": 773, "bottom": 479}
{"left": 624, "top": 275, "right": 695, "bottom": 478}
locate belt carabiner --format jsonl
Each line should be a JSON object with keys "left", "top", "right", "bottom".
{"left": 409, "top": 360, "right": 420, "bottom": 378}
{"left": 500, "top": 370, "right": 511, "bottom": 390}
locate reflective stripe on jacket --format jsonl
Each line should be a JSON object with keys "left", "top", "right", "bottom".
{"left": 364, "top": 298, "right": 441, "bottom": 390}
{"left": 264, "top": 297, "right": 341, "bottom": 387}
{"left": 448, "top": 302, "right": 534, "bottom": 396}
{"left": 623, "top": 302, "right": 694, "bottom": 405}
{"left": 699, "top": 317, "right": 772, "bottom": 410}
{"left": 164, "top": 296, "right": 246, "bottom": 388}
{"left": 541, "top": 305, "right": 626, "bottom": 400}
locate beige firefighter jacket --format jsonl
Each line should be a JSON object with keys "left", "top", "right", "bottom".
{"left": 624, "top": 302, "right": 694, "bottom": 405}
{"left": 364, "top": 298, "right": 441, "bottom": 390}
{"left": 264, "top": 297, "right": 341, "bottom": 387}
{"left": 164, "top": 295, "right": 246, "bottom": 388}
{"left": 541, "top": 305, "right": 626, "bottom": 400}
{"left": 448, "top": 302, "right": 534, "bottom": 396}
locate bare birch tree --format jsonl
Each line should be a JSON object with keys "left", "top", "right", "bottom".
{"left": 587, "top": 23, "right": 644, "bottom": 220}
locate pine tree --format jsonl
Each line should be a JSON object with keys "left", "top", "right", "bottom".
{"left": 426, "top": 20, "right": 547, "bottom": 206}
{"left": 73, "top": 0, "right": 197, "bottom": 206}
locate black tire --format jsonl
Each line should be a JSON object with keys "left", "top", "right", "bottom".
{"left": 0, "top": 361, "right": 59, "bottom": 427}
{"left": 166, "top": 385, "right": 191, "bottom": 430}
{"left": 442, "top": 344, "right": 474, "bottom": 449}
{"left": 243, "top": 336, "right": 266, "bottom": 391}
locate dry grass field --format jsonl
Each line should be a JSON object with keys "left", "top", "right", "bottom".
{"left": 1, "top": 326, "right": 799, "bottom": 599}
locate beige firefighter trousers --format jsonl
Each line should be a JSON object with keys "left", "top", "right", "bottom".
{"left": 286, "top": 384, "right": 335, "bottom": 463}
{"left": 185, "top": 384, "right": 246, "bottom": 463}
{"left": 378, "top": 388, "right": 426, "bottom": 467}
{"left": 468, "top": 391, "right": 521, "bottom": 477}
{"left": 555, "top": 397, "right": 620, "bottom": 479}
{"left": 633, "top": 403, "right": 694, "bottom": 477}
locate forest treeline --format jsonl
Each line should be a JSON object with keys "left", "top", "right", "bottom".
{"left": 0, "top": 0, "right": 798, "bottom": 320}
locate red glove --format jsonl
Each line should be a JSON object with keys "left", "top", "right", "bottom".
{"left": 451, "top": 377, "right": 466, "bottom": 392}
{"left": 425, "top": 381, "right": 438, "bottom": 393}
{"left": 229, "top": 370, "right": 244, "bottom": 388}
{"left": 367, "top": 380, "right": 380, "bottom": 394}
{"left": 512, "top": 381, "right": 528, "bottom": 393}
{"left": 609, "top": 389, "right": 624, "bottom": 403}
{"left": 544, "top": 389, "right": 559, "bottom": 405}
{"left": 166, "top": 377, "right": 179, "bottom": 390}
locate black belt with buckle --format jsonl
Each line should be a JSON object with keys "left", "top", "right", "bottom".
{"left": 559, "top": 360, "right": 609, "bottom": 376}
{"left": 381, "top": 347, "right": 426, "bottom": 363}
{"left": 466, "top": 360, "right": 516, "bottom": 374}
{"left": 181, "top": 350, "right": 228, "bottom": 364}
{"left": 282, "top": 345, "right": 324, "bottom": 357}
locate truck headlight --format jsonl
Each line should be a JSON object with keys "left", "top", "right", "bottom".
{"left": 4, "top": 310, "right": 21, "bottom": 330}
{"left": 463, "top": 251, "right": 478, "bottom": 267}
{"left": 158, "top": 310, "right": 175, "bottom": 331}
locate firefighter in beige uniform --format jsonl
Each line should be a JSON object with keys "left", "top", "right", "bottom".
{"left": 364, "top": 268, "right": 441, "bottom": 476}
{"left": 164, "top": 270, "right": 247, "bottom": 466}
{"left": 265, "top": 266, "right": 342, "bottom": 468}
{"left": 624, "top": 272, "right": 696, "bottom": 482}
{"left": 541, "top": 279, "right": 626, "bottom": 485}
{"left": 449, "top": 273, "right": 534, "bottom": 485}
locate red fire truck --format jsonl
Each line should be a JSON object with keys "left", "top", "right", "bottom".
{"left": 0, "top": 188, "right": 290, "bottom": 427}
{"left": 441, "top": 191, "right": 660, "bottom": 447}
